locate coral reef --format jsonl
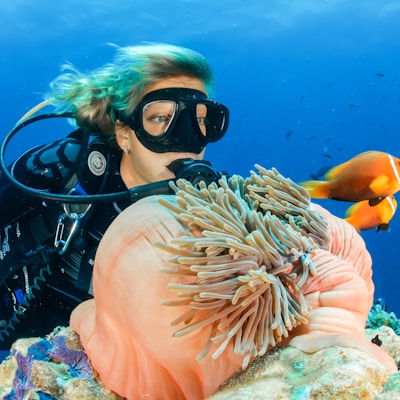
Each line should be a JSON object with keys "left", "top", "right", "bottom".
{"left": 209, "top": 314, "right": 400, "bottom": 400}
{"left": 367, "top": 298, "right": 400, "bottom": 335}
{"left": 210, "top": 330, "right": 400, "bottom": 400}
{"left": 0, "top": 327, "right": 123, "bottom": 399}
{"left": 0, "top": 325, "right": 399, "bottom": 399}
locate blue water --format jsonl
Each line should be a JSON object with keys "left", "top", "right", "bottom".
{"left": 1, "top": 1, "right": 400, "bottom": 314}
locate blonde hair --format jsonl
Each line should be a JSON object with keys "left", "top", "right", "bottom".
{"left": 47, "top": 43, "right": 215, "bottom": 146}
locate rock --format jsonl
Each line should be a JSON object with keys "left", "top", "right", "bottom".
{"left": 209, "top": 327, "right": 400, "bottom": 400}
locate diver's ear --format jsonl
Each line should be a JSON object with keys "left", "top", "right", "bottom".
{"left": 115, "top": 124, "right": 132, "bottom": 152}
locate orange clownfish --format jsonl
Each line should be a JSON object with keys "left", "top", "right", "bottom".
{"left": 344, "top": 195, "right": 397, "bottom": 231}
{"left": 300, "top": 151, "right": 400, "bottom": 203}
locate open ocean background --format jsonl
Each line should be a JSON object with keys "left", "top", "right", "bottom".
{"left": 1, "top": 1, "right": 400, "bottom": 316}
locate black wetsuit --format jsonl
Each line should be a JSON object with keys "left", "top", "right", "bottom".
{"left": 0, "top": 130, "right": 129, "bottom": 349}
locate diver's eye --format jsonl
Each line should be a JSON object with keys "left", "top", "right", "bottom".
{"left": 143, "top": 114, "right": 173, "bottom": 136}
{"left": 151, "top": 115, "right": 172, "bottom": 123}
{"left": 142, "top": 100, "right": 176, "bottom": 136}
{"left": 196, "top": 103, "right": 207, "bottom": 135}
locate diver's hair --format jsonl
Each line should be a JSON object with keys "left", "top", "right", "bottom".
{"left": 47, "top": 43, "right": 215, "bottom": 146}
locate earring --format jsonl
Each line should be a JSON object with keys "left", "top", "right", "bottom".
{"left": 122, "top": 147, "right": 131, "bottom": 154}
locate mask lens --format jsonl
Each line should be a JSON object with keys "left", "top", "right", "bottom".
{"left": 201, "top": 103, "right": 228, "bottom": 141}
{"left": 142, "top": 100, "right": 177, "bottom": 136}
{"left": 141, "top": 100, "right": 227, "bottom": 140}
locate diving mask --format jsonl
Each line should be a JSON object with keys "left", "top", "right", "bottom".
{"left": 118, "top": 87, "right": 229, "bottom": 154}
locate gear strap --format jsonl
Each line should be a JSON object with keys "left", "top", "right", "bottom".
{"left": 0, "top": 208, "right": 59, "bottom": 287}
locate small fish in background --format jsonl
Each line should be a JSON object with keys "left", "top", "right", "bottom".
{"left": 284, "top": 130, "right": 293, "bottom": 140}
{"left": 298, "top": 94, "right": 305, "bottom": 102}
{"left": 322, "top": 153, "right": 333, "bottom": 159}
{"left": 348, "top": 102, "right": 360, "bottom": 110}
{"left": 371, "top": 335, "right": 383, "bottom": 347}
{"left": 375, "top": 73, "right": 385, "bottom": 77}
{"left": 309, "top": 165, "right": 332, "bottom": 180}
{"left": 322, "top": 142, "right": 334, "bottom": 159}
{"left": 344, "top": 195, "right": 397, "bottom": 232}
{"left": 299, "top": 150, "right": 400, "bottom": 202}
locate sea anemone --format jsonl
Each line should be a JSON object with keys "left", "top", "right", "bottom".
{"left": 69, "top": 165, "right": 396, "bottom": 400}
{"left": 156, "top": 165, "right": 329, "bottom": 368}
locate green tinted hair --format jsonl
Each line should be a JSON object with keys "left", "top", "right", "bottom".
{"left": 47, "top": 43, "right": 215, "bottom": 145}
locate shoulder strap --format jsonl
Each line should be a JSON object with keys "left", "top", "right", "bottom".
{"left": 74, "top": 135, "right": 113, "bottom": 195}
{"left": 12, "top": 133, "right": 84, "bottom": 192}
{"left": 11, "top": 129, "right": 113, "bottom": 196}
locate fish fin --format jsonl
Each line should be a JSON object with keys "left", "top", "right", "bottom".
{"left": 344, "top": 202, "right": 363, "bottom": 218}
{"left": 298, "top": 180, "right": 331, "bottom": 198}
{"left": 369, "top": 175, "right": 390, "bottom": 195}
{"left": 324, "top": 161, "right": 350, "bottom": 180}
{"left": 378, "top": 196, "right": 397, "bottom": 222}
{"left": 368, "top": 197, "right": 384, "bottom": 206}
{"left": 377, "top": 223, "right": 389, "bottom": 232}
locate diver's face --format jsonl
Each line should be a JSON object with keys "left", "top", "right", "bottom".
{"left": 116, "top": 76, "right": 207, "bottom": 188}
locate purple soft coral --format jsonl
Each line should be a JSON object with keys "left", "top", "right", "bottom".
{"left": 4, "top": 331, "right": 93, "bottom": 398}
{"left": 48, "top": 334, "right": 92, "bottom": 378}
{"left": 4, "top": 351, "right": 36, "bottom": 399}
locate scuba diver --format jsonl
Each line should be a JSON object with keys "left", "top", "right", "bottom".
{"left": 0, "top": 43, "right": 229, "bottom": 349}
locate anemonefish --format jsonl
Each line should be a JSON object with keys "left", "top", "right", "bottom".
{"left": 300, "top": 151, "right": 400, "bottom": 203}
{"left": 344, "top": 195, "right": 397, "bottom": 231}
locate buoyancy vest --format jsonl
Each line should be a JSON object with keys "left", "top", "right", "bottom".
{"left": 0, "top": 129, "right": 127, "bottom": 346}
